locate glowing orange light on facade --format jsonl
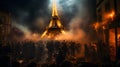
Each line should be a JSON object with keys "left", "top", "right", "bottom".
{"left": 118, "top": 34, "right": 120, "bottom": 46}
{"left": 93, "top": 22, "right": 100, "bottom": 32}
{"left": 118, "top": 34, "right": 120, "bottom": 39}
{"left": 109, "top": 29, "right": 115, "bottom": 47}
{"left": 104, "top": 10, "right": 115, "bottom": 20}
{"left": 102, "top": 25, "right": 106, "bottom": 30}
{"left": 109, "top": 11, "right": 115, "bottom": 21}
{"left": 109, "top": 29, "right": 116, "bottom": 61}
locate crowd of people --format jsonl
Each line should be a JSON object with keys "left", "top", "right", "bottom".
{"left": 0, "top": 40, "right": 120, "bottom": 67}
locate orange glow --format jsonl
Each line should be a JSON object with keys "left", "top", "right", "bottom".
{"left": 24, "top": 33, "right": 41, "bottom": 42}
{"left": 118, "top": 29, "right": 120, "bottom": 46}
{"left": 109, "top": 29, "right": 115, "bottom": 47}
{"left": 57, "top": 20, "right": 63, "bottom": 28}
{"left": 41, "top": 30, "right": 48, "bottom": 38}
{"left": 92, "top": 11, "right": 115, "bottom": 32}
{"left": 104, "top": 10, "right": 115, "bottom": 20}
{"left": 55, "top": 29, "right": 88, "bottom": 44}
{"left": 93, "top": 22, "right": 100, "bottom": 32}
{"left": 48, "top": 20, "right": 63, "bottom": 28}
{"left": 109, "top": 29, "right": 116, "bottom": 61}
{"left": 61, "top": 30, "right": 66, "bottom": 34}
{"left": 49, "top": 20, "right": 53, "bottom": 28}
{"left": 109, "top": 11, "right": 115, "bottom": 19}
{"left": 52, "top": 0, "right": 58, "bottom": 16}
{"left": 102, "top": 25, "right": 106, "bottom": 30}
{"left": 118, "top": 34, "right": 120, "bottom": 39}
{"left": 118, "top": 34, "right": 120, "bottom": 47}
{"left": 41, "top": 0, "right": 65, "bottom": 39}
{"left": 109, "top": 28, "right": 120, "bottom": 60}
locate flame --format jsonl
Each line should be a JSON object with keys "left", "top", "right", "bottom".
{"left": 118, "top": 34, "right": 120, "bottom": 39}
{"left": 104, "top": 10, "right": 115, "bottom": 20}
{"left": 109, "top": 29, "right": 115, "bottom": 46}
{"left": 101, "top": 11, "right": 115, "bottom": 26}
{"left": 109, "top": 28, "right": 120, "bottom": 60}
{"left": 109, "top": 11, "right": 115, "bottom": 19}
{"left": 93, "top": 22, "right": 100, "bottom": 32}
{"left": 93, "top": 10, "right": 115, "bottom": 31}
{"left": 109, "top": 29, "right": 116, "bottom": 61}
{"left": 118, "top": 34, "right": 120, "bottom": 47}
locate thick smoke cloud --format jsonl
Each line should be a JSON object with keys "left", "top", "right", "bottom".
{"left": 0, "top": 0, "right": 96, "bottom": 42}
{"left": 53, "top": 0, "right": 96, "bottom": 44}
{"left": 1, "top": 0, "right": 95, "bottom": 29}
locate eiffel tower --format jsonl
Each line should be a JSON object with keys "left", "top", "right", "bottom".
{"left": 41, "top": 0, "right": 65, "bottom": 39}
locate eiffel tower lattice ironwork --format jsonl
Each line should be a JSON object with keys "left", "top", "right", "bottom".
{"left": 41, "top": 0, "right": 65, "bottom": 39}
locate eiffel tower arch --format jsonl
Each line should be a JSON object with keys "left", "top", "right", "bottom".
{"left": 41, "top": 0, "right": 65, "bottom": 39}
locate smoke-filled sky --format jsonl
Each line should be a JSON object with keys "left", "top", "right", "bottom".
{"left": 0, "top": 0, "right": 96, "bottom": 30}
{"left": 0, "top": 0, "right": 96, "bottom": 42}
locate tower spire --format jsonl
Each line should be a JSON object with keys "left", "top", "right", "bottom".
{"left": 52, "top": 0, "right": 58, "bottom": 16}
{"left": 41, "top": 0, "right": 65, "bottom": 39}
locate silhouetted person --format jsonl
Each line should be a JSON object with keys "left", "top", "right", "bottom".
{"left": 56, "top": 50, "right": 65, "bottom": 66}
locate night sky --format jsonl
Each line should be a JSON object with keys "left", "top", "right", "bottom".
{"left": 0, "top": 0, "right": 96, "bottom": 33}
